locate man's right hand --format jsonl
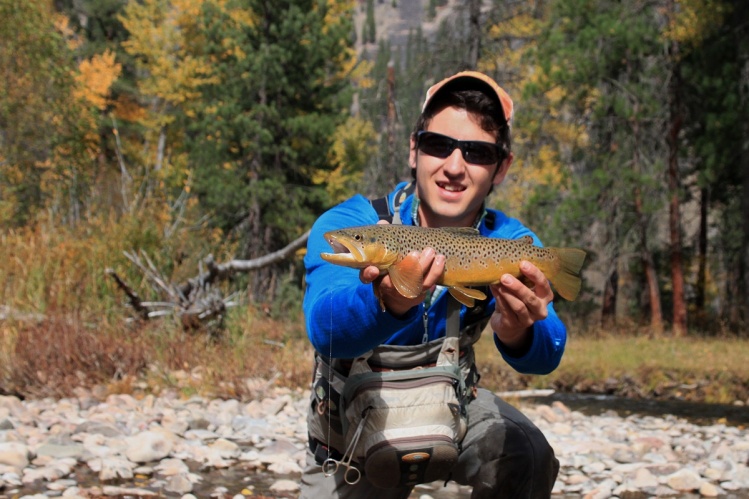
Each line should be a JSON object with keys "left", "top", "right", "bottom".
{"left": 358, "top": 221, "right": 445, "bottom": 317}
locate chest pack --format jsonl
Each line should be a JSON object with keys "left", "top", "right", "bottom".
{"left": 309, "top": 297, "right": 472, "bottom": 489}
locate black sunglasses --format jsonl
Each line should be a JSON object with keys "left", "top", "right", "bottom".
{"left": 416, "top": 131, "right": 503, "bottom": 166}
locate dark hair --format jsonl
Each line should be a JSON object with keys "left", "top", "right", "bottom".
{"left": 412, "top": 89, "right": 512, "bottom": 159}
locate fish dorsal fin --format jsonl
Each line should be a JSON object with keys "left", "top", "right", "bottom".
{"left": 441, "top": 227, "right": 480, "bottom": 236}
{"left": 388, "top": 253, "right": 423, "bottom": 299}
{"left": 448, "top": 286, "right": 487, "bottom": 308}
{"left": 517, "top": 235, "right": 533, "bottom": 245}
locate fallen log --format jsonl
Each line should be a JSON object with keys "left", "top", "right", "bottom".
{"left": 108, "top": 229, "right": 310, "bottom": 330}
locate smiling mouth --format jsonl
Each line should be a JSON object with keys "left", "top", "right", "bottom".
{"left": 438, "top": 182, "right": 465, "bottom": 192}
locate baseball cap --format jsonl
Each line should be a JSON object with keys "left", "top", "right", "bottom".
{"left": 422, "top": 71, "right": 514, "bottom": 126}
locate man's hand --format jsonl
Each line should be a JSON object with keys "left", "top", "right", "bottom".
{"left": 489, "top": 261, "right": 553, "bottom": 354}
{"left": 359, "top": 221, "right": 446, "bottom": 317}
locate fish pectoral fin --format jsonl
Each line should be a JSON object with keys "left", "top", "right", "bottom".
{"left": 388, "top": 254, "right": 423, "bottom": 299}
{"left": 448, "top": 286, "right": 487, "bottom": 308}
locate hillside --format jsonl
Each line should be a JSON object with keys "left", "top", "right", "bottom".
{"left": 353, "top": 0, "right": 459, "bottom": 56}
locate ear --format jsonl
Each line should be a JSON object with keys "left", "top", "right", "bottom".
{"left": 409, "top": 134, "right": 418, "bottom": 170}
{"left": 492, "top": 152, "right": 514, "bottom": 186}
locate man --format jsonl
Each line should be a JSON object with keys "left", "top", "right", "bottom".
{"left": 301, "top": 71, "right": 563, "bottom": 498}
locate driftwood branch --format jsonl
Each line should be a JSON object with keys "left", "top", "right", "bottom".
{"left": 105, "top": 269, "right": 150, "bottom": 320}
{"left": 108, "top": 230, "right": 310, "bottom": 330}
{"left": 177, "top": 229, "right": 311, "bottom": 299}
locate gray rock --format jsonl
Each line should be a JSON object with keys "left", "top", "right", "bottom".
{"left": 665, "top": 468, "right": 703, "bottom": 491}
{"left": 88, "top": 456, "right": 134, "bottom": 481}
{"left": 165, "top": 473, "right": 195, "bottom": 494}
{"left": 125, "top": 430, "right": 175, "bottom": 463}
{"left": 35, "top": 442, "right": 85, "bottom": 460}
{"left": 269, "top": 478, "right": 300, "bottom": 492}
{"left": 0, "top": 384, "right": 748, "bottom": 498}
{"left": 73, "top": 421, "right": 122, "bottom": 438}
{"left": 0, "top": 442, "right": 29, "bottom": 469}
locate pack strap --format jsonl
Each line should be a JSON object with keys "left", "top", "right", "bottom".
{"left": 370, "top": 182, "right": 414, "bottom": 224}
{"left": 446, "top": 294, "right": 461, "bottom": 340}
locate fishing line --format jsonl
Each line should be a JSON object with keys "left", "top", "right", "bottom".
{"left": 327, "top": 289, "right": 333, "bottom": 464}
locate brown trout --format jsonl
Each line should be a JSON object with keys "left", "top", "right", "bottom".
{"left": 320, "top": 224, "right": 587, "bottom": 308}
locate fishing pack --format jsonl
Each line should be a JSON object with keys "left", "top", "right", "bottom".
{"left": 309, "top": 297, "right": 478, "bottom": 489}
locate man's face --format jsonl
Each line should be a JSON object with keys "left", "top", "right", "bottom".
{"left": 409, "top": 106, "right": 513, "bottom": 228}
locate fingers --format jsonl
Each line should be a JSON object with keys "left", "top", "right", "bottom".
{"left": 359, "top": 265, "right": 382, "bottom": 284}
{"left": 517, "top": 261, "right": 553, "bottom": 302}
{"left": 491, "top": 261, "right": 552, "bottom": 325}
{"left": 419, "top": 248, "right": 445, "bottom": 289}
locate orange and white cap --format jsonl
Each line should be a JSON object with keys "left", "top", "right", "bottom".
{"left": 422, "top": 71, "right": 514, "bottom": 126}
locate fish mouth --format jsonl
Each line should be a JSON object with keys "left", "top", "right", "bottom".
{"left": 320, "top": 233, "right": 365, "bottom": 263}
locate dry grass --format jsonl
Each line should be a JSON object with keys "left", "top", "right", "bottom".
{"left": 0, "top": 316, "right": 148, "bottom": 398}
{"left": 0, "top": 310, "right": 315, "bottom": 401}
{"left": 474, "top": 328, "right": 749, "bottom": 404}
{"left": 2, "top": 312, "right": 749, "bottom": 404}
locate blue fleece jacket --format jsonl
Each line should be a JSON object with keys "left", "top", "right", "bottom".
{"left": 302, "top": 182, "right": 566, "bottom": 375}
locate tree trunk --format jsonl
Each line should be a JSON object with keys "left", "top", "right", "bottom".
{"left": 467, "top": 0, "right": 481, "bottom": 68}
{"left": 740, "top": 24, "right": 749, "bottom": 325}
{"left": 386, "top": 62, "right": 398, "bottom": 185}
{"left": 601, "top": 265, "right": 618, "bottom": 329}
{"left": 666, "top": 4, "right": 687, "bottom": 336}
{"left": 631, "top": 101, "right": 663, "bottom": 333}
{"left": 634, "top": 189, "right": 663, "bottom": 334}
{"left": 695, "top": 186, "right": 708, "bottom": 328}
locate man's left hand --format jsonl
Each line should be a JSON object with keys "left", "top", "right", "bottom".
{"left": 489, "top": 261, "right": 553, "bottom": 354}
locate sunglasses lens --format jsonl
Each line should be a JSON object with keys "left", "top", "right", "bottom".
{"left": 418, "top": 133, "right": 455, "bottom": 159}
{"left": 417, "top": 132, "right": 500, "bottom": 165}
{"left": 463, "top": 142, "right": 500, "bottom": 165}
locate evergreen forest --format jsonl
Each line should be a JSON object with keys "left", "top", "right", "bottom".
{"left": 2, "top": 0, "right": 749, "bottom": 340}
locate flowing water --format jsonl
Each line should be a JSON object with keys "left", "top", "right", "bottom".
{"left": 527, "top": 392, "right": 749, "bottom": 427}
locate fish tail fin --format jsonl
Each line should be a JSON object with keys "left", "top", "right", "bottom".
{"left": 549, "top": 248, "right": 587, "bottom": 301}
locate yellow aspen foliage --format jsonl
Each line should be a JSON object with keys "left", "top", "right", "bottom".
{"left": 74, "top": 50, "right": 122, "bottom": 110}
{"left": 315, "top": 116, "right": 377, "bottom": 203}
{"left": 113, "top": 94, "right": 147, "bottom": 123}
{"left": 52, "top": 13, "right": 82, "bottom": 51}
{"left": 663, "top": 0, "right": 728, "bottom": 48}
{"left": 120, "top": 0, "right": 220, "bottom": 110}
{"left": 484, "top": 3, "right": 578, "bottom": 214}
{"left": 318, "top": 0, "right": 358, "bottom": 78}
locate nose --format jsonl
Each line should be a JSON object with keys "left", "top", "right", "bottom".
{"left": 442, "top": 147, "right": 466, "bottom": 176}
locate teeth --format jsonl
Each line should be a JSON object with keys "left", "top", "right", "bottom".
{"left": 443, "top": 184, "right": 462, "bottom": 192}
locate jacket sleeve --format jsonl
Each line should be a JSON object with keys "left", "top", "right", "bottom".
{"left": 303, "top": 196, "right": 421, "bottom": 358}
{"left": 493, "top": 306, "right": 567, "bottom": 375}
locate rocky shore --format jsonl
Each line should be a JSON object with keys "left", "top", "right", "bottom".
{"left": 1, "top": 384, "right": 748, "bottom": 499}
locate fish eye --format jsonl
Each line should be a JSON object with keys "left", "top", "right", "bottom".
{"left": 354, "top": 234, "right": 362, "bottom": 240}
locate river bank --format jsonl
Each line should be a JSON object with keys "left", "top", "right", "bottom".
{"left": 1, "top": 385, "right": 748, "bottom": 499}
